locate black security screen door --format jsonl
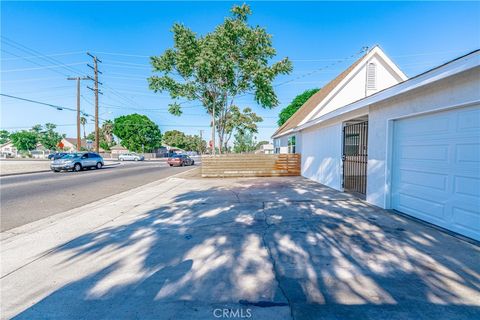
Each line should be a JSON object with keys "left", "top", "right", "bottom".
{"left": 342, "top": 121, "right": 368, "bottom": 196}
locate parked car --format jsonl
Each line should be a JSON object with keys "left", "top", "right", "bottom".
{"left": 50, "top": 152, "right": 104, "bottom": 172}
{"left": 119, "top": 152, "right": 144, "bottom": 161}
{"left": 48, "top": 152, "right": 67, "bottom": 160}
{"left": 167, "top": 154, "right": 194, "bottom": 167}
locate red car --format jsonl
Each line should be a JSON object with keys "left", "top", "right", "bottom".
{"left": 167, "top": 154, "right": 195, "bottom": 167}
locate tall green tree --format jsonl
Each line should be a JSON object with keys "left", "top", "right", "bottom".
{"left": 162, "top": 130, "right": 187, "bottom": 149}
{"left": 162, "top": 130, "right": 207, "bottom": 154}
{"left": 101, "top": 120, "right": 114, "bottom": 144}
{"left": 277, "top": 88, "right": 319, "bottom": 126}
{"left": 184, "top": 134, "right": 207, "bottom": 154}
{"left": 224, "top": 106, "right": 262, "bottom": 150}
{"left": 0, "top": 130, "right": 10, "bottom": 145}
{"left": 233, "top": 131, "right": 257, "bottom": 153}
{"left": 10, "top": 130, "right": 38, "bottom": 152}
{"left": 148, "top": 3, "right": 292, "bottom": 153}
{"left": 113, "top": 114, "right": 162, "bottom": 152}
{"left": 39, "top": 123, "right": 64, "bottom": 150}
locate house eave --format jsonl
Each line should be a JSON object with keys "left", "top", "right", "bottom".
{"left": 289, "top": 49, "right": 480, "bottom": 133}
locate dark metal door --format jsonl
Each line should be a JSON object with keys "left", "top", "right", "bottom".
{"left": 342, "top": 121, "right": 368, "bottom": 195}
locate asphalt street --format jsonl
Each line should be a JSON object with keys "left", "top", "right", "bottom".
{"left": 0, "top": 161, "right": 195, "bottom": 232}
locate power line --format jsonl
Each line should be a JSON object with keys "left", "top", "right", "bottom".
{"left": 274, "top": 47, "right": 368, "bottom": 88}
{"left": 1, "top": 49, "right": 72, "bottom": 78}
{"left": 1, "top": 51, "right": 84, "bottom": 61}
{"left": 0, "top": 93, "right": 93, "bottom": 117}
{"left": 1, "top": 62, "right": 87, "bottom": 73}
{"left": 1, "top": 37, "right": 87, "bottom": 77}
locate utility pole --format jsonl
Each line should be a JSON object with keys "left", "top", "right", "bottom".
{"left": 67, "top": 77, "right": 88, "bottom": 151}
{"left": 87, "top": 52, "right": 103, "bottom": 153}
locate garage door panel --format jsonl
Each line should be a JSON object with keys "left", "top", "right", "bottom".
{"left": 454, "top": 176, "right": 480, "bottom": 197}
{"left": 392, "top": 105, "right": 480, "bottom": 241}
{"left": 398, "top": 144, "right": 449, "bottom": 162}
{"left": 455, "top": 143, "right": 480, "bottom": 164}
{"left": 457, "top": 108, "right": 480, "bottom": 132}
{"left": 452, "top": 207, "right": 480, "bottom": 232}
{"left": 395, "top": 114, "right": 451, "bottom": 137}
{"left": 395, "top": 193, "right": 446, "bottom": 221}
{"left": 398, "top": 169, "right": 448, "bottom": 190}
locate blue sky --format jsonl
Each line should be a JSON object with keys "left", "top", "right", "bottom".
{"left": 1, "top": 1, "right": 479, "bottom": 143}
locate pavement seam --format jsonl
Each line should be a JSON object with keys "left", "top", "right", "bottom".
{"left": 261, "top": 201, "right": 295, "bottom": 320}
{"left": 0, "top": 169, "right": 195, "bottom": 280}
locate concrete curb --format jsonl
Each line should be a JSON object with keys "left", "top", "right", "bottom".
{"left": 0, "top": 162, "right": 121, "bottom": 178}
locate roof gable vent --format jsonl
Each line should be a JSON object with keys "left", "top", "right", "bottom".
{"left": 367, "top": 63, "right": 376, "bottom": 90}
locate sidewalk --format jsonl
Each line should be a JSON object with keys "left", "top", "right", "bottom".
{"left": 1, "top": 171, "right": 479, "bottom": 319}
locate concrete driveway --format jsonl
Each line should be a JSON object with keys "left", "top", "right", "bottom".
{"left": 2, "top": 172, "right": 479, "bottom": 319}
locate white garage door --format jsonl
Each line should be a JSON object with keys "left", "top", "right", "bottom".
{"left": 392, "top": 105, "right": 480, "bottom": 241}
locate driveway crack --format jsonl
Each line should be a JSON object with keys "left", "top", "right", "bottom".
{"left": 260, "top": 201, "right": 295, "bottom": 320}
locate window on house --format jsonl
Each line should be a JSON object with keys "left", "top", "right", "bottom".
{"left": 288, "top": 136, "right": 296, "bottom": 154}
{"left": 274, "top": 139, "right": 280, "bottom": 154}
{"left": 367, "top": 63, "right": 376, "bottom": 90}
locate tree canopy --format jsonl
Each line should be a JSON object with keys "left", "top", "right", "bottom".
{"left": 38, "top": 123, "right": 64, "bottom": 150}
{"left": 148, "top": 3, "right": 292, "bottom": 153}
{"left": 9, "top": 124, "right": 64, "bottom": 152}
{"left": 113, "top": 114, "right": 162, "bottom": 152}
{"left": 233, "top": 131, "right": 257, "bottom": 153}
{"left": 0, "top": 130, "right": 10, "bottom": 145}
{"left": 223, "top": 106, "right": 262, "bottom": 150}
{"left": 87, "top": 120, "right": 116, "bottom": 151}
{"left": 10, "top": 130, "right": 38, "bottom": 152}
{"left": 277, "top": 88, "right": 319, "bottom": 126}
{"left": 162, "top": 130, "right": 207, "bottom": 154}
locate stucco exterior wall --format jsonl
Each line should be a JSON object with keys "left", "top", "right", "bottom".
{"left": 367, "top": 67, "right": 480, "bottom": 208}
{"left": 301, "top": 123, "right": 343, "bottom": 190}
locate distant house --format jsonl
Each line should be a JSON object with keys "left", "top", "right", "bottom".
{"left": 0, "top": 141, "right": 17, "bottom": 158}
{"left": 255, "top": 143, "right": 274, "bottom": 154}
{"left": 59, "top": 138, "right": 104, "bottom": 152}
{"left": 0, "top": 141, "right": 46, "bottom": 158}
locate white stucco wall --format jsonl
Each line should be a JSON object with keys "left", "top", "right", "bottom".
{"left": 367, "top": 67, "right": 480, "bottom": 208}
{"left": 301, "top": 123, "right": 343, "bottom": 190}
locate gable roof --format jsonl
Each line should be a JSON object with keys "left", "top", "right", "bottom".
{"left": 272, "top": 51, "right": 368, "bottom": 138}
{"left": 272, "top": 46, "right": 407, "bottom": 139}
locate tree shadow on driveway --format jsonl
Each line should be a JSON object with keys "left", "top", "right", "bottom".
{"left": 8, "top": 177, "right": 480, "bottom": 320}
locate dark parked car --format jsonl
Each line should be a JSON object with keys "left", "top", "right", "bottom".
{"left": 50, "top": 152, "right": 104, "bottom": 172}
{"left": 167, "top": 154, "right": 194, "bottom": 167}
{"left": 48, "top": 152, "right": 67, "bottom": 160}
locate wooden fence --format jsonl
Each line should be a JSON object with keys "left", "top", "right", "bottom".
{"left": 201, "top": 153, "right": 301, "bottom": 177}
